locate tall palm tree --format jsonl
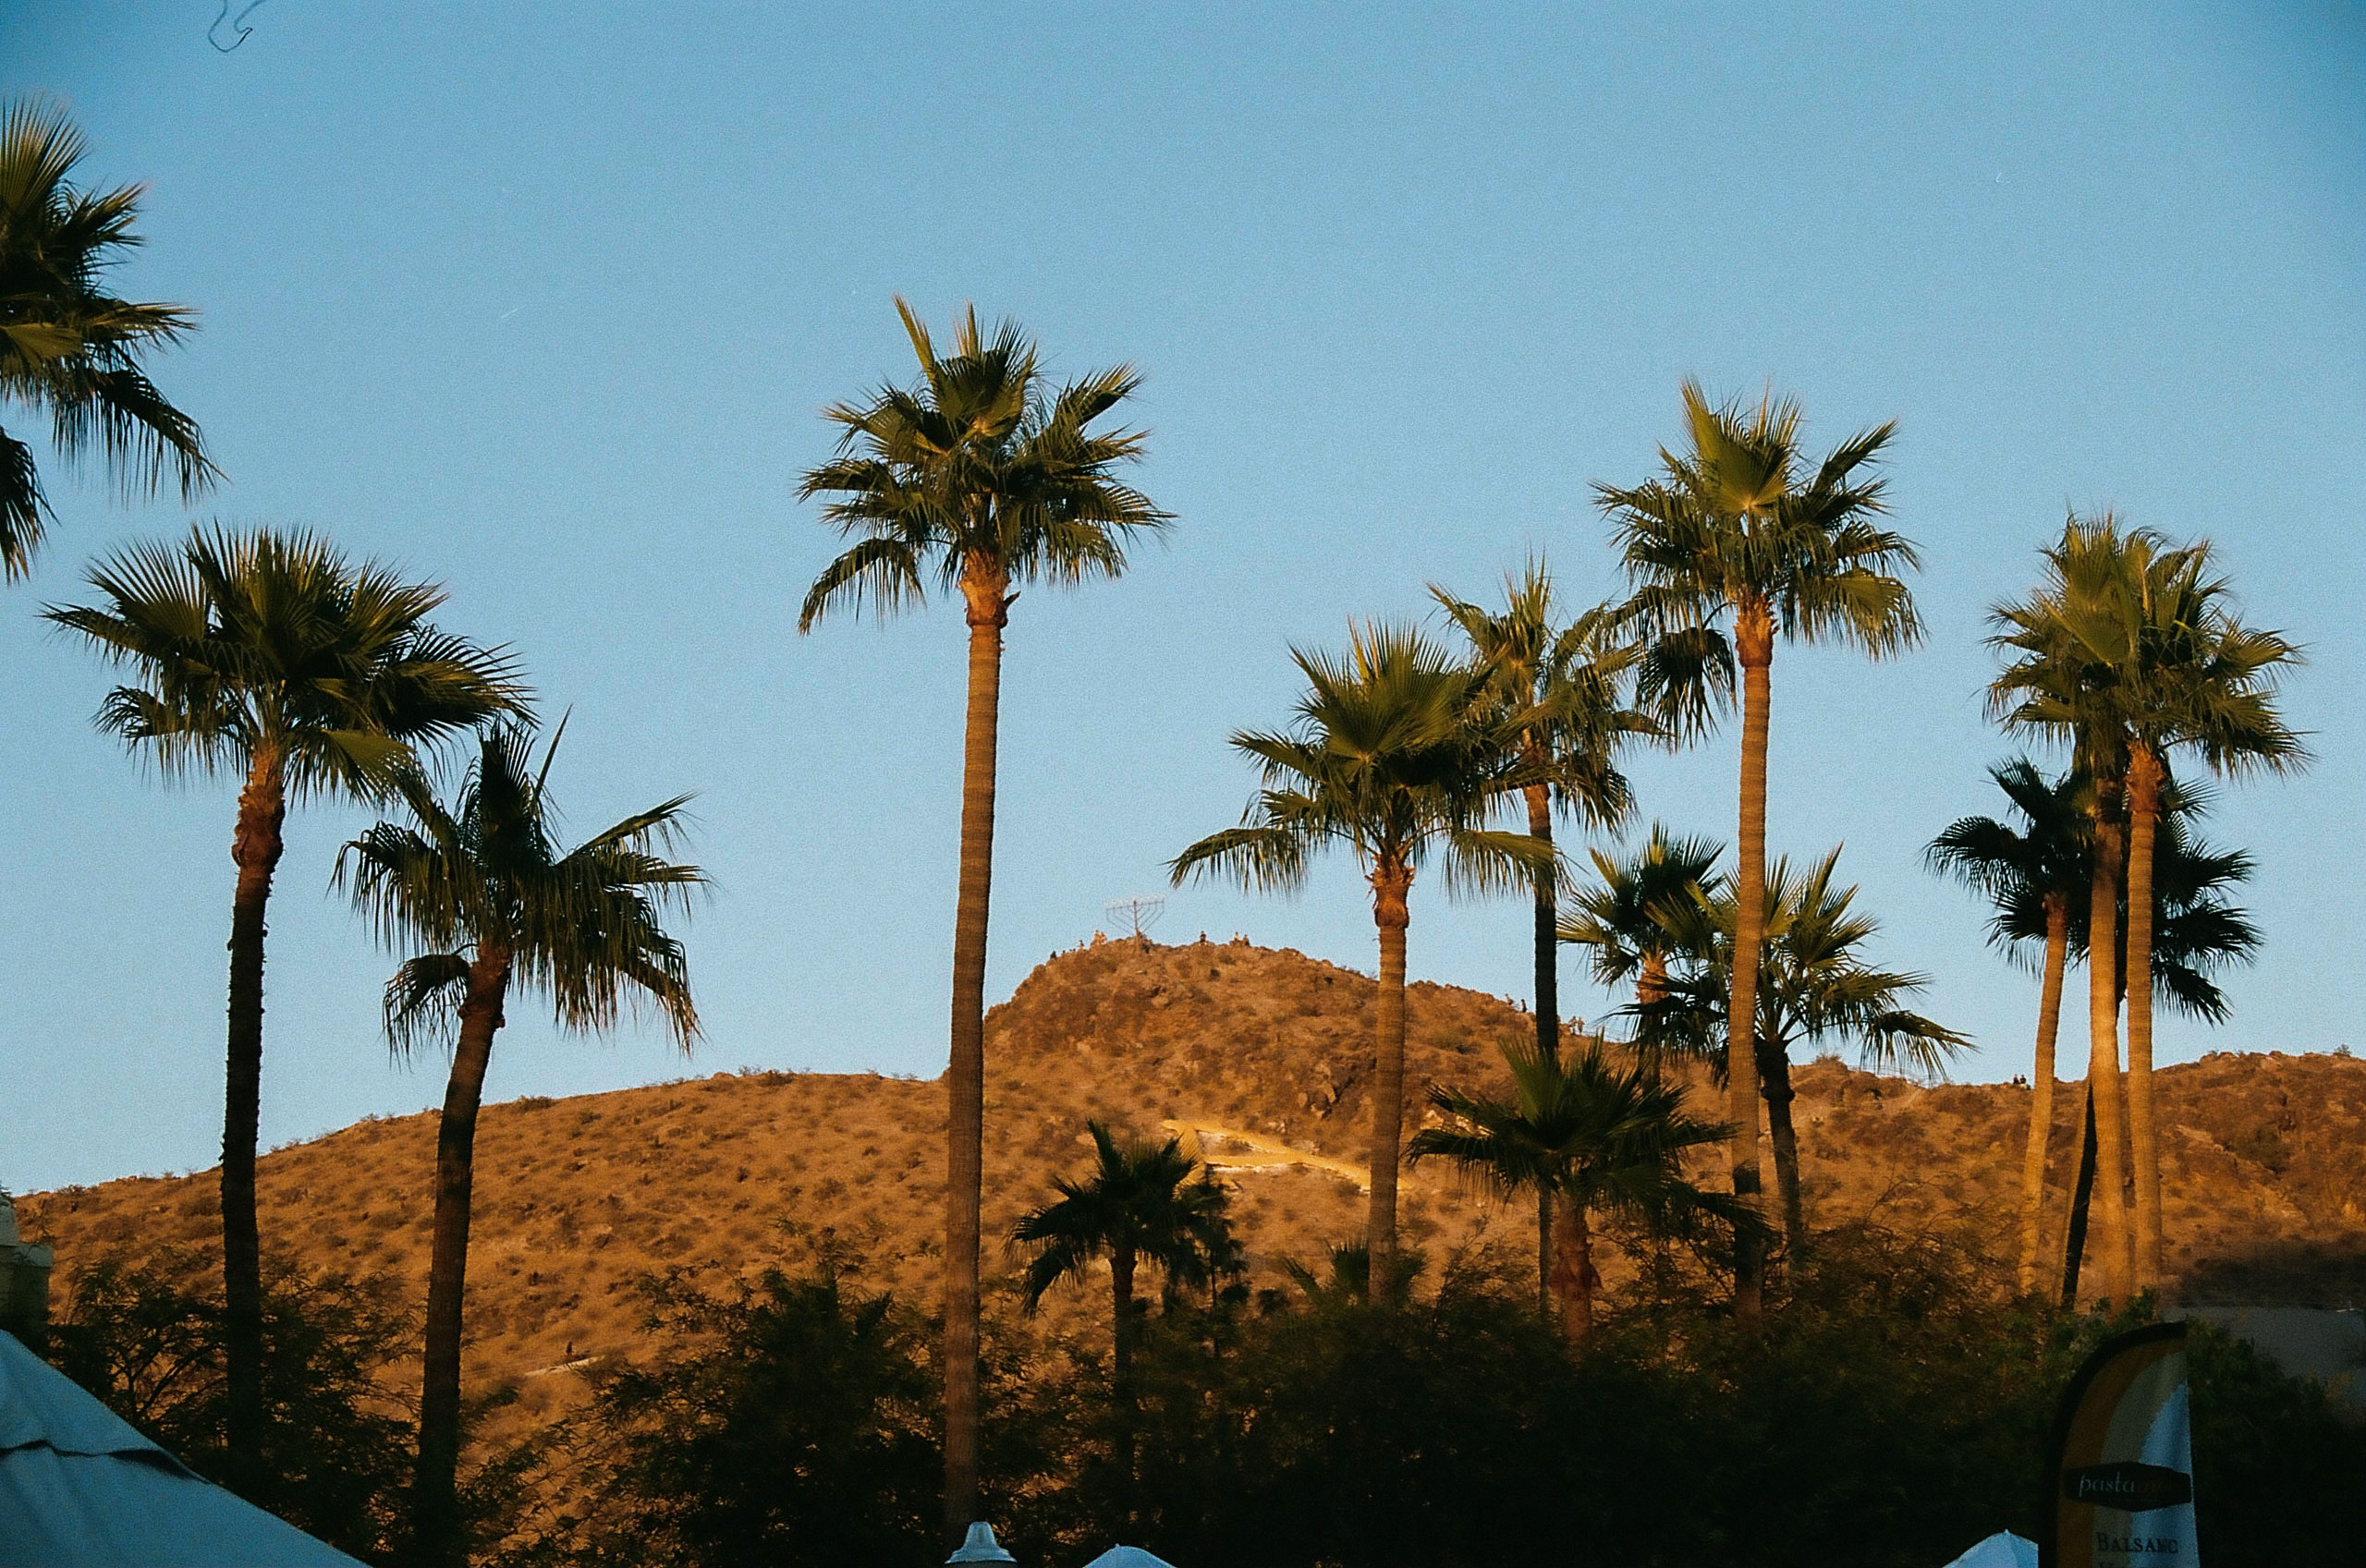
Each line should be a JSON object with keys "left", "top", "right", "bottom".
{"left": 1012, "top": 1122, "right": 1238, "bottom": 1377}
{"left": 1410, "top": 1040, "right": 1750, "bottom": 1343}
{"left": 1647, "top": 851, "right": 1967, "bottom": 1252}
{"left": 1432, "top": 562, "right": 1653, "bottom": 1302}
{"left": 1989, "top": 514, "right": 2305, "bottom": 1288}
{"left": 46, "top": 528, "right": 525, "bottom": 1481}
{"left": 1, "top": 95, "right": 213, "bottom": 579}
{"left": 338, "top": 723, "right": 700, "bottom": 1565}
{"left": 797, "top": 301, "right": 1167, "bottom": 1535}
{"left": 1170, "top": 623, "right": 1549, "bottom": 1292}
{"left": 1926, "top": 760, "right": 2088, "bottom": 1293}
{"left": 1595, "top": 382, "right": 1922, "bottom": 1321}
{"left": 1557, "top": 824, "right": 1725, "bottom": 1066}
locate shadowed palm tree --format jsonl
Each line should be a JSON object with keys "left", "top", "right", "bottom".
{"left": 1, "top": 96, "right": 214, "bottom": 578}
{"left": 1170, "top": 623, "right": 1549, "bottom": 1293}
{"left": 1433, "top": 562, "right": 1653, "bottom": 1303}
{"left": 1558, "top": 824, "right": 1725, "bottom": 1067}
{"left": 338, "top": 721, "right": 701, "bottom": 1565}
{"left": 1989, "top": 513, "right": 2305, "bottom": 1289}
{"left": 1596, "top": 381, "right": 1921, "bottom": 1321}
{"left": 797, "top": 299, "right": 1168, "bottom": 1536}
{"left": 1411, "top": 1040, "right": 1753, "bottom": 1343}
{"left": 46, "top": 528, "right": 525, "bottom": 1481}
{"left": 1012, "top": 1122, "right": 1238, "bottom": 1377}
{"left": 1926, "top": 760, "right": 2088, "bottom": 1292}
{"left": 1645, "top": 851, "right": 1967, "bottom": 1252}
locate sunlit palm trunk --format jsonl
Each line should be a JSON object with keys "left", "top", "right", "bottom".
{"left": 1524, "top": 782, "right": 1558, "bottom": 1309}
{"left": 2060, "top": 1079, "right": 2098, "bottom": 1307}
{"left": 2083, "top": 808, "right": 2133, "bottom": 1303}
{"left": 1367, "top": 859, "right": 1412, "bottom": 1296}
{"left": 2018, "top": 896, "right": 2070, "bottom": 1294}
{"left": 1548, "top": 1194, "right": 1597, "bottom": 1344}
{"left": 1761, "top": 1044, "right": 1806, "bottom": 1252}
{"left": 2124, "top": 748, "right": 2165, "bottom": 1292}
{"left": 1727, "top": 614, "right": 1773, "bottom": 1323}
{"left": 221, "top": 747, "right": 287, "bottom": 1484}
{"left": 413, "top": 953, "right": 510, "bottom": 1568}
{"left": 943, "top": 568, "right": 1006, "bottom": 1539}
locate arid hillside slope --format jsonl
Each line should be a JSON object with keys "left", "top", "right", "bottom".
{"left": 20, "top": 936, "right": 2366, "bottom": 1435}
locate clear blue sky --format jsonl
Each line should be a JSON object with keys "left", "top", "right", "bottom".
{"left": 3, "top": 3, "right": 2360, "bottom": 1194}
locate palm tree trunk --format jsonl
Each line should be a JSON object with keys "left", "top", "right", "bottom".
{"left": 2018, "top": 895, "right": 2070, "bottom": 1294}
{"left": 412, "top": 954, "right": 509, "bottom": 1568}
{"left": 2083, "top": 807, "right": 2133, "bottom": 1303}
{"left": 1548, "top": 1194, "right": 1597, "bottom": 1344}
{"left": 2060, "top": 1079, "right": 2098, "bottom": 1307}
{"left": 221, "top": 747, "right": 287, "bottom": 1486}
{"left": 1367, "top": 857, "right": 1413, "bottom": 1299}
{"left": 2123, "top": 748, "right": 2165, "bottom": 1293}
{"left": 1525, "top": 783, "right": 1557, "bottom": 1310}
{"left": 1726, "top": 609, "right": 1774, "bottom": 1325}
{"left": 1110, "top": 1243, "right": 1137, "bottom": 1524}
{"left": 1761, "top": 1042, "right": 1806, "bottom": 1253}
{"left": 943, "top": 567, "right": 1008, "bottom": 1542}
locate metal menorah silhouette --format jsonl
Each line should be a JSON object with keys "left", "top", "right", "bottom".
{"left": 1104, "top": 893, "right": 1165, "bottom": 942}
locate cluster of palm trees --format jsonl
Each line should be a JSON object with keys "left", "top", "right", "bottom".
{"left": 11, "top": 90, "right": 2309, "bottom": 1557}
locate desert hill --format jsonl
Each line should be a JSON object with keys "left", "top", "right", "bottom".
{"left": 19, "top": 934, "right": 2366, "bottom": 1446}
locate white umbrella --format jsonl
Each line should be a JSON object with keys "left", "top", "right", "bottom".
{"left": 1081, "top": 1548, "right": 1177, "bottom": 1568}
{"left": 0, "top": 1331, "right": 361, "bottom": 1568}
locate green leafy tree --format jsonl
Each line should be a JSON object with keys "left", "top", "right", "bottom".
{"left": 1, "top": 95, "right": 213, "bottom": 579}
{"left": 1989, "top": 513, "right": 2304, "bottom": 1289}
{"left": 1170, "top": 623, "right": 1549, "bottom": 1293}
{"left": 797, "top": 299, "right": 1168, "bottom": 1537}
{"left": 1411, "top": 1041, "right": 1750, "bottom": 1343}
{"left": 1596, "top": 382, "right": 1921, "bottom": 1319}
{"left": 46, "top": 528, "right": 525, "bottom": 1481}
{"left": 337, "top": 722, "right": 701, "bottom": 1565}
{"left": 1433, "top": 561, "right": 1653, "bottom": 1301}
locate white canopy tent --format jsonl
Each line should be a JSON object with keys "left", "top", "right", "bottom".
{"left": 0, "top": 1331, "right": 361, "bottom": 1568}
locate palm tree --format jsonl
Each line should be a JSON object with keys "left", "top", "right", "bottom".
{"left": 1647, "top": 851, "right": 1967, "bottom": 1252}
{"left": 46, "top": 528, "right": 525, "bottom": 1482}
{"left": 1596, "top": 383, "right": 1921, "bottom": 1322}
{"left": 1410, "top": 1040, "right": 1751, "bottom": 1343}
{"left": 2059, "top": 783, "right": 2257, "bottom": 1306}
{"left": 1170, "top": 622, "right": 1549, "bottom": 1292}
{"left": 797, "top": 299, "right": 1168, "bottom": 1536}
{"left": 2, "top": 96, "right": 213, "bottom": 579}
{"left": 1432, "top": 562, "right": 1653, "bottom": 1303}
{"left": 1989, "top": 514, "right": 2305, "bottom": 1289}
{"left": 338, "top": 722, "right": 701, "bottom": 1565}
{"left": 1557, "top": 824, "right": 1725, "bottom": 1066}
{"left": 1012, "top": 1122, "right": 1238, "bottom": 1377}
{"left": 1926, "top": 760, "right": 2088, "bottom": 1293}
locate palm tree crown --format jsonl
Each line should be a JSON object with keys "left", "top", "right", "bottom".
{"left": 798, "top": 298, "right": 1169, "bottom": 631}
{"left": 1597, "top": 381, "right": 1921, "bottom": 734}
{"left": 338, "top": 723, "right": 704, "bottom": 1049}
{"left": 47, "top": 528, "right": 526, "bottom": 796}
{"left": 2, "top": 95, "right": 214, "bottom": 579}
{"left": 1012, "top": 1123, "right": 1238, "bottom": 1341}
{"left": 1411, "top": 1040, "right": 1750, "bottom": 1342}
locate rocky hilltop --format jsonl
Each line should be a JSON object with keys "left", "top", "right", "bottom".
{"left": 20, "top": 936, "right": 2366, "bottom": 1439}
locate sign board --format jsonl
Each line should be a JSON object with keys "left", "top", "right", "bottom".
{"left": 2043, "top": 1321, "right": 2198, "bottom": 1568}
